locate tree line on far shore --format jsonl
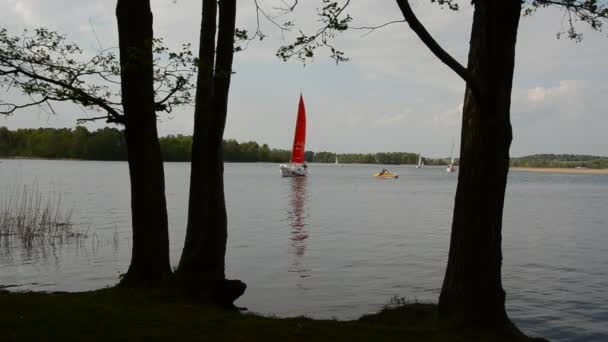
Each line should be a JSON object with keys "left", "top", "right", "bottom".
{"left": 2, "top": 0, "right": 606, "bottom": 334}
{"left": 1, "top": 126, "right": 606, "bottom": 168}
{"left": 510, "top": 154, "right": 608, "bottom": 169}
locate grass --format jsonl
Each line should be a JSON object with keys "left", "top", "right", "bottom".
{"left": 0, "top": 181, "right": 84, "bottom": 248}
{"left": 0, "top": 288, "right": 533, "bottom": 342}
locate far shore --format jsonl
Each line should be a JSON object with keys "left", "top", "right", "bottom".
{"left": 2, "top": 157, "right": 608, "bottom": 174}
{"left": 510, "top": 166, "right": 608, "bottom": 175}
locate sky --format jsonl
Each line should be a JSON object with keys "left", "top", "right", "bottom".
{"left": 0, "top": 0, "right": 606, "bottom": 157}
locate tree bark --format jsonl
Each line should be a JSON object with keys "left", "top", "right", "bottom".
{"left": 438, "top": 0, "right": 522, "bottom": 330}
{"left": 116, "top": 0, "right": 172, "bottom": 286}
{"left": 177, "top": 0, "right": 245, "bottom": 306}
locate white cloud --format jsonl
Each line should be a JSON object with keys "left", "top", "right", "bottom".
{"left": 13, "top": 0, "right": 34, "bottom": 23}
{"left": 527, "top": 80, "right": 582, "bottom": 104}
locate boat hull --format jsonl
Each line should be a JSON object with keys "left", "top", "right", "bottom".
{"left": 373, "top": 172, "right": 399, "bottom": 179}
{"left": 280, "top": 164, "right": 307, "bottom": 177}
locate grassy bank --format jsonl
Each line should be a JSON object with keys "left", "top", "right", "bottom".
{"left": 0, "top": 288, "right": 538, "bottom": 342}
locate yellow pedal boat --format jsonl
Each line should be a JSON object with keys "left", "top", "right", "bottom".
{"left": 373, "top": 172, "right": 399, "bottom": 179}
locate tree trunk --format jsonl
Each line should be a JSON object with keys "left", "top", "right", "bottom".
{"left": 177, "top": 0, "right": 245, "bottom": 306}
{"left": 438, "top": 0, "right": 522, "bottom": 330}
{"left": 116, "top": 0, "right": 172, "bottom": 286}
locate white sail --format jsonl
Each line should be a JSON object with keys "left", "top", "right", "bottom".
{"left": 446, "top": 138, "right": 457, "bottom": 173}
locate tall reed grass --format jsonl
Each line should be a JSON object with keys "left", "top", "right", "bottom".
{"left": 0, "top": 182, "right": 82, "bottom": 246}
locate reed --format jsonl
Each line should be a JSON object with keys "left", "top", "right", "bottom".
{"left": 0, "top": 182, "right": 81, "bottom": 246}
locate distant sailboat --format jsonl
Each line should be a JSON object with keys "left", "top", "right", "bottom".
{"left": 280, "top": 94, "right": 308, "bottom": 177}
{"left": 446, "top": 139, "right": 457, "bottom": 173}
{"left": 334, "top": 155, "right": 339, "bottom": 165}
{"left": 416, "top": 154, "right": 423, "bottom": 169}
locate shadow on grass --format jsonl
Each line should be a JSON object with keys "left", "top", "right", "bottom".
{"left": 0, "top": 288, "right": 546, "bottom": 342}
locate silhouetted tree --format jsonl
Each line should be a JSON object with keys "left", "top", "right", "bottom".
{"left": 0, "top": 4, "right": 195, "bottom": 286}
{"left": 115, "top": 0, "right": 172, "bottom": 286}
{"left": 176, "top": 0, "right": 246, "bottom": 307}
{"left": 278, "top": 0, "right": 608, "bottom": 334}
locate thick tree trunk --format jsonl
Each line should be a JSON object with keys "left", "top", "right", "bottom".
{"left": 116, "top": 0, "right": 171, "bottom": 286}
{"left": 177, "top": 0, "right": 245, "bottom": 306}
{"left": 178, "top": 0, "right": 219, "bottom": 282}
{"left": 438, "top": 0, "right": 522, "bottom": 330}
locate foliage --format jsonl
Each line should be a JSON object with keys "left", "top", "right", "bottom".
{"left": 313, "top": 151, "right": 447, "bottom": 165}
{"left": 524, "top": 0, "right": 608, "bottom": 41}
{"left": 0, "top": 126, "right": 293, "bottom": 162}
{"left": 275, "top": 0, "right": 608, "bottom": 64}
{"left": 0, "top": 126, "right": 126, "bottom": 160}
{"left": 276, "top": 0, "right": 352, "bottom": 64}
{"left": 0, "top": 27, "right": 196, "bottom": 123}
{"left": 3, "top": 127, "right": 606, "bottom": 168}
{"left": 510, "top": 153, "right": 608, "bottom": 169}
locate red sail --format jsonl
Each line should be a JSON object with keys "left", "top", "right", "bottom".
{"left": 290, "top": 94, "right": 307, "bottom": 164}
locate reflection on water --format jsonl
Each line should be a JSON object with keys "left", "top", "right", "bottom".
{"left": 285, "top": 177, "right": 310, "bottom": 278}
{"left": 2, "top": 160, "right": 608, "bottom": 342}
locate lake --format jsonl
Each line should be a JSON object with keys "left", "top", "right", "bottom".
{"left": 1, "top": 160, "right": 607, "bottom": 341}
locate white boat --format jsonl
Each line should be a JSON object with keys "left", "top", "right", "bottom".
{"left": 334, "top": 155, "right": 339, "bottom": 165}
{"left": 416, "top": 154, "right": 423, "bottom": 168}
{"left": 446, "top": 139, "right": 457, "bottom": 173}
{"left": 281, "top": 164, "right": 307, "bottom": 177}
{"left": 280, "top": 94, "right": 308, "bottom": 177}
{"left": 446, "top": 163, "right": 456, "bottom": 173}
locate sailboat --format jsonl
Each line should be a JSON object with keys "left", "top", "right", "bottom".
{"left": 416, "top": 154, "right": 424, "bottom": 169}
{"left": 446, "top": 139, "right": 457, "bottom": 173}
{"left": 280, "top": 94, "right": 308, "bottom": 177}
{"left": 334, "top": 155, "right": 339, "bottom": 165}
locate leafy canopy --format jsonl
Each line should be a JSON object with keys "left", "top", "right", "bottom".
{"left": 0, "top": 27, "right": 197, "bottom": 124}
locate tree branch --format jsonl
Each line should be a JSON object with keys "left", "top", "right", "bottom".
{"left": 0, "top": 96, "right": 50, "bottom": 115}
{"left": 154, "top": 77, "right": 186, "bottom": 112}
{"left": 76, "top": 115, "right": 122, "bottom": 124}
{"left": 1, "top": 27, "right": 195, "bottom": 125}
{"left": 5, "top": 62, "right": 125, "bottom": 122}
{"left": 395, "top": 0, "right": 479, "bottom": 94}
{"left": 351, "top": 19, "right": 406, "bottom": 37}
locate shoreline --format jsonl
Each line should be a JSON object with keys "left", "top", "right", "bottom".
{"left": 0, "top": 288, "right": 536, "bottom": 342}
{"left": 510, "top": 167, "right": 608, "bottom": 174}
{"left": 2, "top": 157, "right": 608, "bottom": 174}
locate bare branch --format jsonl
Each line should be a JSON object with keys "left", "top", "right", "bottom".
{"left": 395, "top": 0, "right": 479, "bottom": 94}
{"left": 274, "top": 0, "right": 299, "bottom": 14}
{"left": 76, "top": 115, "right": 121, "bottom": 124}
{"left": 351, "top": 19, "right": 406, "bottom": 37}
{"left": 0, "top": 96, "right": 51, "bottom": 115}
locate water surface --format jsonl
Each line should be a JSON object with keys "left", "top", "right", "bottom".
{"left": 1, "top": 160, "right": 607, "bottom": 341}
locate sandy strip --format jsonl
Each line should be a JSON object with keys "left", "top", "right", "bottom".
{"left": 510, "top": 167, "right": 608, "bottom": 175}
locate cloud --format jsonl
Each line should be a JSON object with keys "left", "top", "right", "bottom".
{"left": 432, "top": 103, "right": 462, "bottom": 128}
{"left": 373, "top": 113, "right": 407, "bottom": 127}
{"left": 527, "top": 80, "right": 582, "bottom": 104}
{"left": 520, "top": 80, "right": 594, "bottom": 122}
{"left": 13, "top": 1, "right": 34, "bottom": 23}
